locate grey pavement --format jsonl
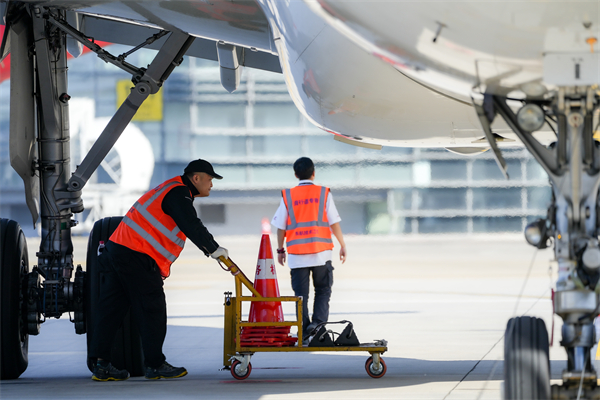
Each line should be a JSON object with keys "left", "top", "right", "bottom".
{"left": 1, "top": 234, "right": 565, "bottom": 399}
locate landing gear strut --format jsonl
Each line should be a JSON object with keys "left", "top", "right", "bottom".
{"left": 474, "top": 86, "right": 600, "bottom": 398}
{"left": 1, "top": 4, "right": 193, "bottom": 378}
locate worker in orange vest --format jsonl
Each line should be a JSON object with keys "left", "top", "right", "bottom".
{"left": 271, "top": 157, "right": 346, "bottom": 340}
{"left": 89, "top": 159, "right": 228, "bottom": 381}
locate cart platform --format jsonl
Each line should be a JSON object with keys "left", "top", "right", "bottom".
{"left": 218, "top": 257, "right": 389, "bottom": 380}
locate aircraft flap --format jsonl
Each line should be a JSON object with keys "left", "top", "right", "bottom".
{"left": 80, "top": 14, "right": 281, "bottom": 73}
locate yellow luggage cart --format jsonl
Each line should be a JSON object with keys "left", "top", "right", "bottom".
{"left": 219, "top": 257, "right": 388, "bottom": 380}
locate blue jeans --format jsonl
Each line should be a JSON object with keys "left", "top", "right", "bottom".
{"left": 290, "top": 261, "right": 334, "bottom": 334}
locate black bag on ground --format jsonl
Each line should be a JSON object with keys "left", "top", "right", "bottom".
{"left": 334, "top": 321, "right": 360, "bottom": 346}
{"left": 308, "top": 326, "right": 335, "bottom": 347}
{"left": 306, "top": 320, "right": 360, "bottom": 347}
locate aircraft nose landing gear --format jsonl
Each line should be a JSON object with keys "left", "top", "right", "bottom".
{"left": 474, "top": 85, "right": 600, "bottom": 398}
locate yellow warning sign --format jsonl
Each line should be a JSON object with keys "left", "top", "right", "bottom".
{"left": 116, "top": 80, "right": 163, "bottom": 122}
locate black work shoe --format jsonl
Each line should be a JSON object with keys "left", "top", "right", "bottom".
{"left": 145, "top": 362, "right": 187, "bottom": 380}
{"left": 92, "top": 361, "right": 130, "bottom": 381}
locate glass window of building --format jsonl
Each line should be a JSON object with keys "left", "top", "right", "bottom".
{"left": 164, "top": 102, "right": 190, "bottom": 135}
{"left": 251, "top": 166, "right": 296, "bottom": 186}
{"left": 188, "top": 135, "right": 229, "bottom": 160}
{"left": 251, "top": 68, "right": 284, "bottom": 83}
{"left": 69, "top": 74, "right": 94, "bottom": 98}
{"left": 214, "top": 165, "right": 247, "bottom": 184}
{"left": 306, "top": 135, "right": 357, "bottom": 156}
{"left": 472, "top": 188, "right": 522, "bottom": 209}
{"left": 393, "top": 217, "right": 413, "bottom": 234}
{"left": 527, "top": 186, "right": 552, "bottom": 210}
{"left": 366, "top": 201, "right": 391, "bottom": 234}
{"left": 473, "top": 217, "right": 522, "bottom": 232}
{"left": 391, "top": 189, "right": 412, "bottom": 210}
{"left": 164, "top": 130, "right": 192, "bottom": 161}
{"left": 251, "top": 136, "right": 266, "bottom": 156}
{"left": 199, "top": 204, "right": 226, "bottom": 224}
{"left": 253, "top": 103, "right": 301, "bottom": 128}
{"left": 194, "top": 103, "right": 245, "bottom": 128}
{"left": 430, "top": 160, "right": 467, "bottom": 181}
{"left": 418, "top": 188, "right": 467, "bottom": 210}
{"left": 359, "top": 163, "right": 412, "bottom": 185}
{"left": 526, "top": 159, "right": 548, "bottom": 181}
{"left": 262, "top": 136, "right": 303, "bottom": 158}
{"left": 318, "top": 165, "right": 357, "bottom": 187}
{"left": 229, "top": 136, "right": 247, "bottom": 157}
{"left": 379, "top": 146, "right": 412, "bottom": 156}
{"left": 472, "top": 159, "right": 522, "bottom": 180}
{"left": 418, "top": 217, "right": 468, "bottom": 233}
{"left": 192, "top": 58, "right": 219, "bottom": 69}
{"left": 68, "top": 51, "right": 96, "bottom": 73}
{"left": 96, "top": 80, "right": 120, "bottom": 118}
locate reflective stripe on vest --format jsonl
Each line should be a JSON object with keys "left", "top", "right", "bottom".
{"left": 284, "top": 186, "right": 330, "bottom": 230}
{"left": 130, "top": 180, "right": 185, "bottom": 248}
{"left": 120, "top": 215, "right": 178, "bottom": 264}
{"left": 283, "top": 185, "right": 333, "bottom": 254}
{"left": 110, "top": 176, "right": 189, "bottom": 278}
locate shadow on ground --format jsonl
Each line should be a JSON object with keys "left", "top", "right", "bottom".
{"left": 0, "top": 320, "right": 564, "bottom": 400}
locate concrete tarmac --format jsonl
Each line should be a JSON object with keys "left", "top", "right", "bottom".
{"left": 1, "top": 234, "right": 564, "bottom": 399}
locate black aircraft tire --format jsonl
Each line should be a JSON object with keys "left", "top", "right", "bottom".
{"left": 85, "top": 217, "right": 145, "bottom": 377}
{"left": 0, "top": 219, "right": 29, "bottom": 380}
{"left": 504, "top": 316, "right": 550, "bottom": 400}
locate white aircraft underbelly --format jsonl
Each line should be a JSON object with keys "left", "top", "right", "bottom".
{"left": 305, "top": 1, "right": 600, "bottom": 102}
{"left": 27, "top": 0, "right": 564, "bottom": 147}
{"left": 258, "top": 0, "right": 556, "bottom": 147}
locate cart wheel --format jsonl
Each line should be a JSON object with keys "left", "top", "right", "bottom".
{"left": 231, "top": 360, "right": 252, "bottom": 380}
{"left": 365, "top": 356, "right": 386, "bottom": 378}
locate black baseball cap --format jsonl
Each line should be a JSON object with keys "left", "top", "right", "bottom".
{"left": 184, "top": 159, "right": 223, "bottom": 179}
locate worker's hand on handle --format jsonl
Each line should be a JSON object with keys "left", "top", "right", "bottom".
{"left": 339, "top": 246, "right": 346, "bottom": 264}
{"left": 210, "top": 246, "right": 229, "bottom": 260}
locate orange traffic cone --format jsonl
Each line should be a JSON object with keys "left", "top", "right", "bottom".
{"left": 248, "top": 234, "right": 284, "bottom": 322}
{"left": 240, "top": 234, "right": 297, "bottom": 347}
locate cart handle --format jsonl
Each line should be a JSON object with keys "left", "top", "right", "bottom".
{"left": 218, "top": 256, "right": 263, "bottom": 298}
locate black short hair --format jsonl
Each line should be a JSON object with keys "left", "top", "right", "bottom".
{"left": 293, "top": 157, "right": 314, "bottom": 180}
{"left": 185, "top": 171, "right": 197, "bottom": 180}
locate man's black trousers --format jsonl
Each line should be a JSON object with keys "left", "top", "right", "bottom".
{"left": 290, "top": 261, "right": 334, "bottom": 335}
{"left": 89, "top": 241, "right": 167, "bottom": 369}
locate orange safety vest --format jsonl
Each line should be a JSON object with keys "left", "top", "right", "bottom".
{"left": 110, "top": 176, "right": 189, "bottom": 278}
{"left": 282, "top": 184, "right": 334, "bottom": 255}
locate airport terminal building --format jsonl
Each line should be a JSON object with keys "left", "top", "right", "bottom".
{"left": 0, "top": 46, "right": 552, "bottom": 237}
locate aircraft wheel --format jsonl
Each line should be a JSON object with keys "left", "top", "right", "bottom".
{"left": 85, "top": 217, "right": 145, "bottom": 376}
{"left": 0, "top": 219, "right": 30, "bottom": 380}
{"left": 231, "top": 360, "right": 252, "bottom": 380}
{"left": 365, "top": 356, "right": 387, "bottom": 378}
{"left": 504, "top": 316, "right": 550, "bottom": 399}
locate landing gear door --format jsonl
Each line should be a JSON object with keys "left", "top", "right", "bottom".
{"left": 9, "top": 13, "right": 39, "bottom": 227}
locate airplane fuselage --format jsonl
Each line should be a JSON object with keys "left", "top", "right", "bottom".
{"left": 19, "top": 0, "right": 575, "bottom": 148}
